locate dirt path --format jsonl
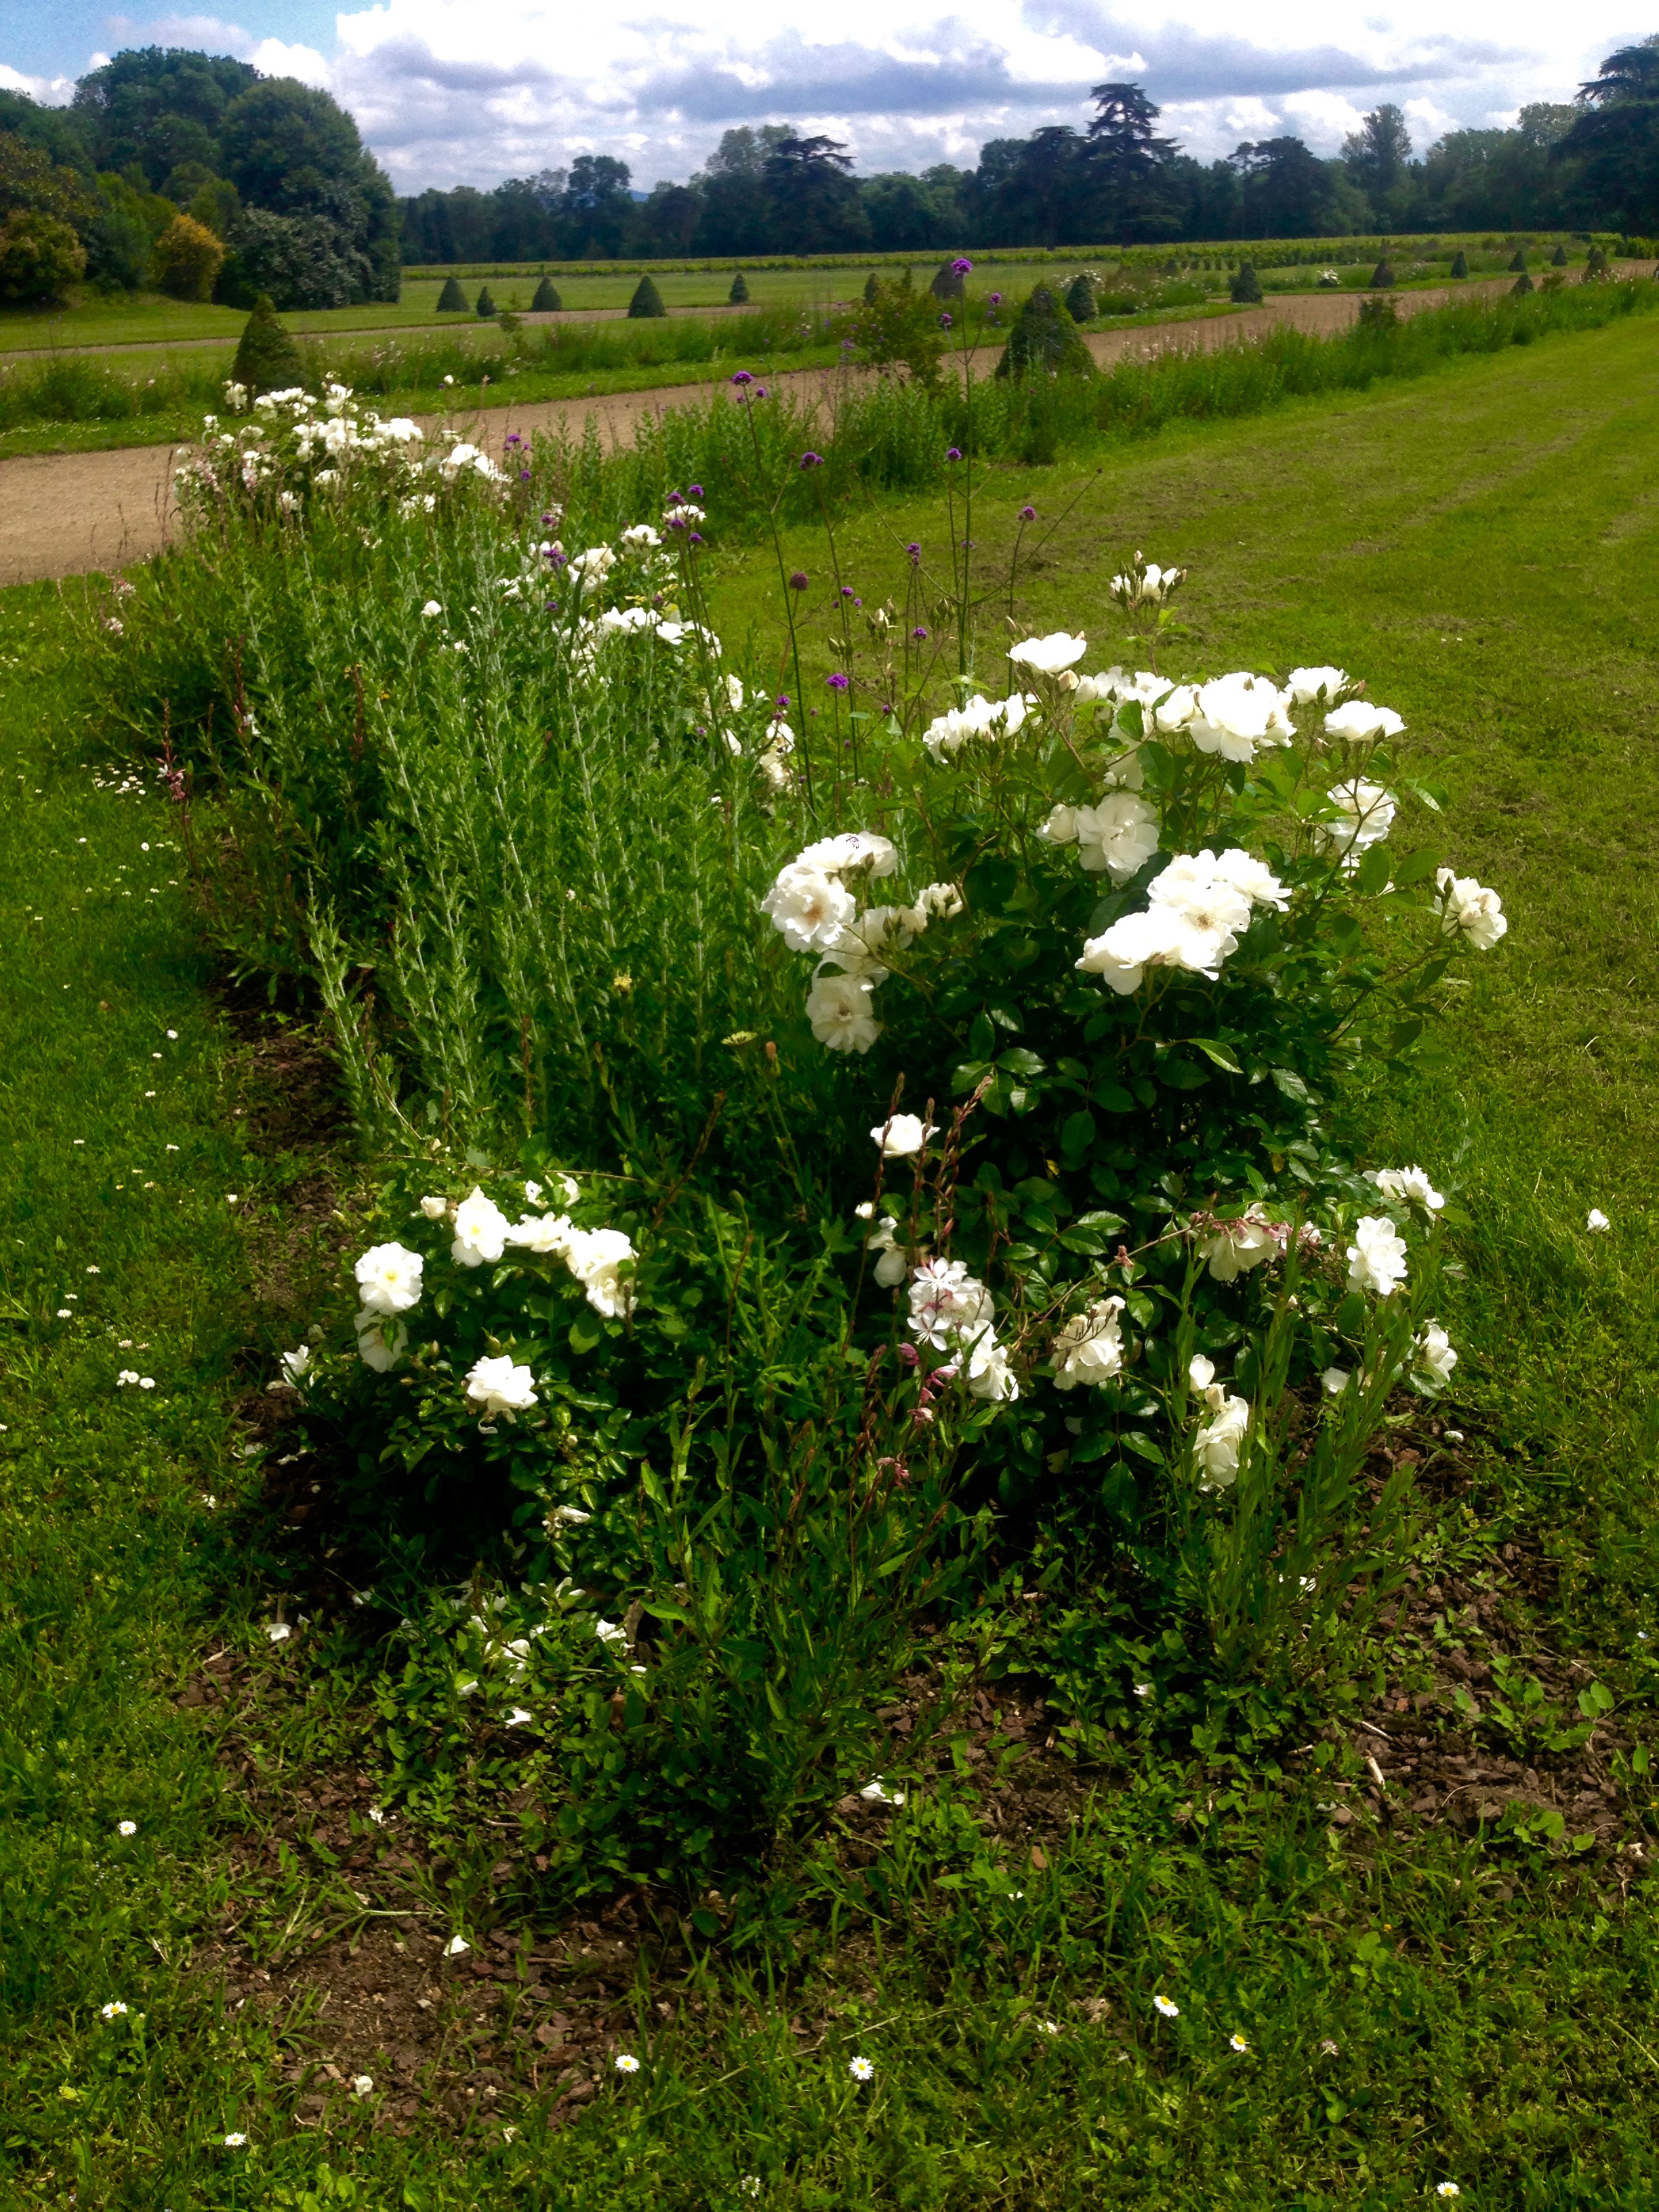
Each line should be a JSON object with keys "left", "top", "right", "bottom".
{"left": 0, "top": 277, "right": 1523, "bottom": 590}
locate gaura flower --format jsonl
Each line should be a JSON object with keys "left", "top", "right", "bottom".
{"left": 1437, "top": 868, "right": 1507, "bottom": 949}
{"left": 354, "top": 1242, "right": 424, "bottom": 1315}
{"left": 1347, "top": 1214, "right": 1408, "bottom": 1296}
{"left": 451, "top": 1187, "right": 511, "bottom": 1267}
{"left": 872, "top": 1112, "right": 937, "bottom": 1158}
{"left": 1007, "top": 632, "right": 1087, "bottom": 676}
{"left": 465, "top": 1354, "right": 538, "bottom": 1416}
{"left": 1052, "top": 1298, "right": 1126, "bottom": 1389}
{"left": 806, "top": 972, "right": 882, "bottom": 1053}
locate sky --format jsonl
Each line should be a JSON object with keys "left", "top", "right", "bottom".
{"left": 1, "top": 0, "right": 1645, "bottom": 194}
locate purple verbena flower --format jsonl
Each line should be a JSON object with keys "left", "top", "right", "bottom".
{"left": 827, "top": 672, "right": 850, "bottom": 691}
{"left": 939, "top": 313, "right": 952, "bottom": 328}
{"left": 840, "top": 585, "right": 857, "bottom": 598}
{"left": 952, "top": 256, "right": 973, "bottom": 276}
{"left": 519, "top": 469, "right": 531, "bottom": 480}
{"left": 907, "top": 542, "right": 922, "bottom": 565}
{"left": 800, "top": 451, "right": 825, "bottom": 468}
{"left": 989, "top": 291, "right": 1003, "bottom": 305}
{"left": 912, "top": 625, "right": 929, "bottom": 640}
{"left": 776, "top": 694, "right": 791, "bottom": 711}
{"left": 664, "top": 490, "right": 682, "bottom": 508}
{"left": 688, "top": 483, "right": 704, "bottom": 497}
{"left": 945, "top": 447, "right": 962, "bottom": 462}
{"left": 1020, "top": 504, "right": 1037, "bottom": 520}
{"left": 789, "top": 571, "right": 809, "bottom": 591}
{"left": 731, "top": 371, "right": 754, "bottom": 386}
{"left": 689, "top": 531, "right": 703, "bottom": 544}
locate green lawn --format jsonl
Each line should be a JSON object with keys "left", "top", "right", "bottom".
{"left": 3, "top": 308, "right": 1658, "bottom": 2207}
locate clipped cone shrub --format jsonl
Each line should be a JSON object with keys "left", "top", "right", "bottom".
{"left": 1512, "top": 270, "right": 1534, "bottom": 295}
{"left": 628, "top": 274, "right": 666, "bottom": 318}
{"left": 1064, "top": 272, "right": 1095, "bottom": 322}
{"left": 475, "top": 285, "right": 496, "bottom": 318}
{"left": 1551, "top": 244, "right": 1568, "bottom": 266}
{"left": 1450, "top": 249, "right": 1469, "bottom": 278}
{"left": 728, "top": 272, "right": 750, "bottom": 304}
{"left": 994, "top": 284, "right": 1094, "bottom": 380}
{"left": 436, "top": 274, "right": 468, "bottom": 311}
{"left": 531, "top": 274, "right": 562, "bottom": 310}
{"left": 1369, "top": 260, "right": 1395, "bottom": 289}
{"left": 929, "top": 260, "right": 966, "bottom": 300}
{"left": 1583, "top": 246, "right": 1610, "bottom": 280}
{"left": 862, "top": 270, "right": 878, "bottom": 304}
{"left": 1357, "top": 292, "right": 1399, "bottom": 333}
{"left": 1509, "top": 249, "right": 1526, "bottom": 272}
{"left": 230, "top": 294, "right": 304, "bottom": 397}
{"left": 1229, "top": 262, "right": 1263, "bottom": 304}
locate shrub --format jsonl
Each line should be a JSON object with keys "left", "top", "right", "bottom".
{"left": 475, "top": 285, "right": 496, "bottom": 319}
{"left": 150, "top": 211, "right": 225, "bottom": 302}
{"left": 1229, "top": 262, "right": 1262, "bottom": 304}
{"left": 994, "top": 285, "right": 1094, "bottom": 380}
{"left": 1513, "top": 270, "right": 1535, "bottom": 295}
{"left": 1449, "top": 249, "right": 1469, "bottom": 279}
{"left": 1065, "top": 272, "right": 1096, "bottom": 322}
{"left": 0, "top": 211, "right": 86, "bottom": 304}
{"left": 862, "top": 270, "right": 878, "bottom": 304}
{"left": 229, "top": 295, "right": 304, "bottom": 398}
{"left": 531, "top": 274, "right": 561, "bottom": 311}
{"left": 1369, "top": 261, "right": 1395, "bottom": 289}
{"left": 729, "top": 272, "right": 750, "bottom": 304}
{"left": 1551, "top": 244, "right": 1568, "bottom": 266}
{"left": 436, "top": 274, "right": 468, "bottom": 311}
{"left": 1357, "top": 293, "right": 1399, "bottom": 333}
{"left": 1583, "top": 247, "right": 1610, "bottom": 281}
{"left": 230, "top": 207, "right": 359, "bottom": 312}
{"left": 930, "top": 260, "right": 966, "bottom": 301}
{"left": 853, "top": 276, "right": 947, "bottom": 386}
{"left": 628, "top": 274, "right": 666, "bottom": 319}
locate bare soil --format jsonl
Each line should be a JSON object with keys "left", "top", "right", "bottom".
{"left": 0, "top": 276, "right": 1520, "bottom": 593}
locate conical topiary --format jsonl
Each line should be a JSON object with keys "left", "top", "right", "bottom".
{"left": 1370, "top": 260, "right": 1395, "bottom": 289}
{"left": 230, "top": 295, "right": 304, "bottom": 397}
{"left": 1512, "top": 270, "right": 1534, "bottom": 295}
{"left": 531, "top": 274, "right": 562, "bottom": 310}
{"left": 628, "top": 274, "right": 666, "bottom": 318}
{"left": 1064, "top": 271, "right": 1095, "bottom": 321}
{"left": 1450, "top": 249, "right": 1469, "bottom": 278}
{"left": 1551, "top": 243, "right": 1568, "bottom": 266}
{"left": 1583, "top": 245, "right": 1610, "bottom": 279}
{"left": 929, "top": 260, "right": 965, "bottom": 300}
{"left": 436, "top": 274, "right": 468, "bottom": 311}
{"left": 993, "top": 284, "right": 1095, "bottom": 380}
{"left": 728, "top": 271, "right": 750, "bottom": 304}
{"left": 475, "top": 285, "right": 496, "bottom": 318}
{"left": 1229, "top": 261, "right": 1263, "bottom": 303}
{"left": 1509, "top": 249, "right": 1526, "bottom": 272}
{"left": 863, "top": 270, "right": 879, "bottom": 304}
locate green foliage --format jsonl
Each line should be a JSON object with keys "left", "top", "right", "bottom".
{"left": 1450, "top": 247, "right": 1470, "bottom": 276}
{"left": 1584, "top": 245, "right": 1611, "bottom": 277}
{"left": 229, "top": 293, "right": 304, "bottom": 396}
{"left": 1357, "top": 291, "right": 1400, "bottom": 332}
{"left": 1229, "top": 261, "right": 1263, "bottom": 304}
{"left": 150, "top": 209, "right": 223, "bottom": 301}
{"left": 728, "top": 270, "right": 750, "bottom": 304}
{"left": 852, "top": 273, "right": 947, "bottom": 386}
{"left": 1370, "top": 259, "right": 1396, "bottom": 288}
{"left": 531, "top": 272, "right": 561, "bottom": 310}
{"left": 436, "top": 272, "right": 468, "bottom": 310}
{"left": 994, "top": 283, "right": 1095, "bottom": 379}
{"left": 861, "top": 269, "right": 878, "bottom": 303}
{"left": 0, "top": 209, "right": 85, "bottom": 302}
{"left": 1064, "top": 270, "right": 1096, "bottom": 321}
{"left": 1513, "top": 270, "right": 1536, "bottom": 295}
{"left": 628, "top": 272, "right": 667, "bottom": 317}
{"left": 474, "top": 283, "right": 495, "bottom": 318}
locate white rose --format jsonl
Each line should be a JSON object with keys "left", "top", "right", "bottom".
{"left": 1036, "top": 803, "right": 1080, "bottom": 846}
{"left": 1194, "top": 1387, "right": 1250, "bottom": 1490}
{"left": 1286, "top": 665, "right": 1349, "bottom": 704}
{"left": 806, "top": 972, "right": 882, "bottom": 1053}
{"left": 1412, "top": 1322, "right": 1457, "bottom": 1389}
{"left": 504, "top": 1210, "right": 576, "bottom": 1255}
{"left": 872, "top": 1112, "right": 937, "bottom": 1158}
{"left": 1437, "top": 869, "right": 1507, "bottom": 949}
{"left": 465, "top": 1353, "right": 539, "bottom": 1415}
{"left": 565, "top": 1225, "right": 635, "bottom": 1317}
{"left": 1319, "top": 779, "right": 1396, "bottom": 858}
{"left": 1324, "top": 700, "right": 1404, "bottom": 743}
{"left": 1076, "top": 793, "right": 1160, "bottom": 884}
{"left": 1200, "top": 1206, "right": 1279, "bottom": 1282}
{"left": 964, "top": 1330, "right": 1020, "bottom": 1402}
{"left": 354, "top": 1241, "right": 424, "bottom": 1315}
{"left": 796, "top": 830, "right": 898, "bottom": 879}
{"left": 907, "top": 1258, "right": 994, "bottom": 1349}
{"left": 1347, "top": 1214, "right": 1409, "bottom": 1296}
{"left": 354, "top": 1311, "right": 409, "bottom": 1372}
{"left": 1147, "top": 851, "right": 1254, "bottom": 937}
{"left": 760, "top": 863, "right": 856, "bottom": 953}
{"left": 451, "top": 1187, "right": 511, "bottom": 1268}
{"left": 1188, "top": 672, "right": 1294, "bottom": 762}
{"left": 1212, "top": 848, "right": 1290, "bottom": 910}
{"left": 1367, "top": 1165, "right": 1445, "bottom": 1213}
{"left": 1077, "top": 903, "right": 1235, "bottom": 992}
{"left": 1007, "top": 632, "right": 1087, "bottom": 676}
{"left": 1052, "top": 1298, "right": 1126, "bottom": 1389}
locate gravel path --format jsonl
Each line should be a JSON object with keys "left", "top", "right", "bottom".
{"left": 0, "top": 279, "right": 1520, "bottom": 590}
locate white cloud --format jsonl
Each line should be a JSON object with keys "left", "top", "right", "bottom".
{"left": 0, "top": 62, "right": 76, "bottom": 104}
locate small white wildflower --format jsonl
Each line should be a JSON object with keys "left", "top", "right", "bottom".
{"left": 848, "top": 2054, "right": 875, "bottom": 2083}
{"left": 614, "top": 2052, "right": 641, "bottom": 2074}
{"left": 352, "top": 2074, "right": 374, "bottom": 2097}
{"left": 1153, "top": 1994, "right": 1179, "bottom": 2018}
{"left": 444, "top": 1935, "right": 470, "bottom": 1957}
{"left": 1435, "top": 2189, "right": 1461, "bottom": 2202}
{"left": 1587, "top": 1207, "right": 1611, "bottom": 1233}
{"left": 100, "top": 2001, "right": 129, "bottom": 2020}
{"left": 116, "top": 1820, "right": 138, "bottom": 1837}
{"left": 265, "top": 1622, "right": 291, "bottom": 1643}
{"left": 1229, "top": 2032, "right": 1249, "bottom": 2052}
{"left": 223, "top": 2132, "right": 248, "bottom": 2148}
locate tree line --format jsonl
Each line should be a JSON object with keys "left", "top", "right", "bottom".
{"left": 401, "top": 45, "right": 1659, "bottom": 265}
{"left": 0, "top": 46, "right": 398, "bottom": 308}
